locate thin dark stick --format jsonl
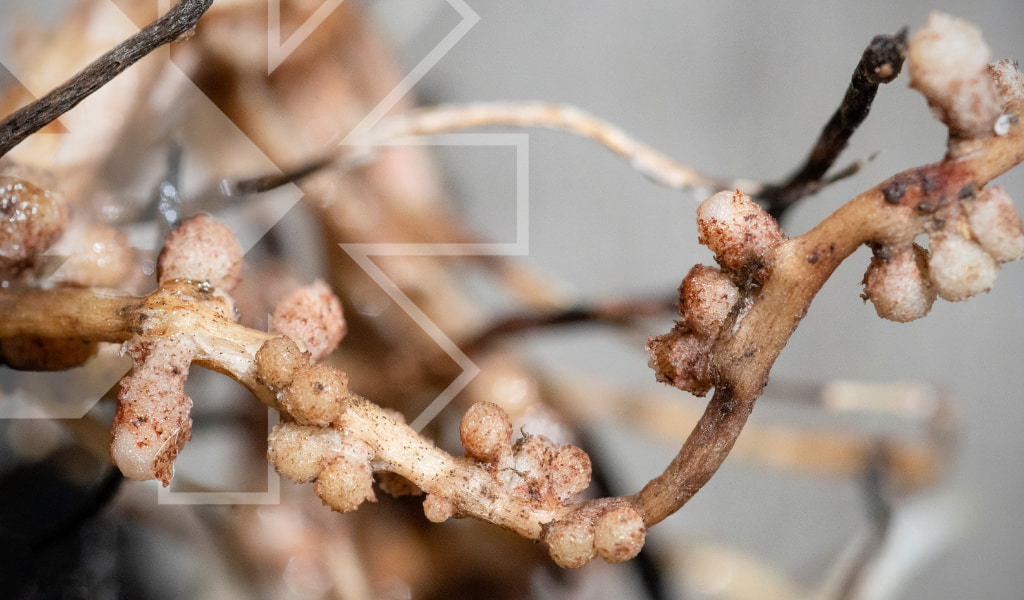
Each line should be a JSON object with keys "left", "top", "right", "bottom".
{"left": 759, "top": 28, "right": 909, "bottom": 220}
{"left": 398, "top": 295, "right": 675, "bottom": 391}
{"left": 220, "top": 154, "right": 337, "bottom": 197}
{"left": 462, "top": 295, "right": 676, "bottom": 355}
{"left": 836, "top": 445, "right": 895, "bottom": 599}
{"left": 0, "top": 0, "right": 214, "bottom": 158}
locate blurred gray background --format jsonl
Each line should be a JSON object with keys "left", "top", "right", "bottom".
{"left": 381, "top": 1, "right": 1024, "bottom": 598}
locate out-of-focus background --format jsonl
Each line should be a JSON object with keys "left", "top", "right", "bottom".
{"left": 384, "top": 2, "right": 1024, "bottom": 598}
{"left": 2, "top": 1, "right": 1023, "bottom": 598}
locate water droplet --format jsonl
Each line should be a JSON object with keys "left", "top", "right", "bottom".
{"left": 995, "top": 114, "right": 1012, "bottom": 136}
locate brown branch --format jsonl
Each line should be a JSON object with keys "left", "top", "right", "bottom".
{"left": 637, "top": 87, "right": 1024, "bottom": 526}
{"left": 0, "top": 0, "right": 213, "bottom": 158}
{"left": 544, "top": 374, "right": 951, "bottom": 491}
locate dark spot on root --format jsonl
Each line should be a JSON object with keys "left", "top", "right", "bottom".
{"left": 314, "top": 382, "right": 325, "bottom": 392}
{"left": 807, "top": 249, "right": 821, "bottom": 264}
{"left": 882, "top": 180, "right": 906, "bottom": 204}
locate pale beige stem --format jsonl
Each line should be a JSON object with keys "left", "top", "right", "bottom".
{"left": 361, "top": 102, "right": 761, "bottom": 195}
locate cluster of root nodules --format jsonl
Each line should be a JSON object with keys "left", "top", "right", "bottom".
{"left": 109, "top": 214, "right": 345, "bottom": 486}
{"left": 454, "top": 401, "right": 646, "bottom": 569}
{"left": 267, "top": 393, "right": 646, "bottom": 568}
{"left": 863, "top": 14, "right": 1024, "bottom": 322}
{"left": 864, "top": 185, "right": 1024, "bottom": 322}
{"left": 453, "top": 402, "right": 594, "bottom": 514}
{"left": 259, "top": 336, "right": 372, "bottom": 513}
{"left": 647, "top": 190, "right": 783, "bottom": 395}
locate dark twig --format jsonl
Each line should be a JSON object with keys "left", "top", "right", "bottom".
{"left": 218, "top": 154, "right": 338, "bottom": 198}
{"left": 0, "top": 0, "right": 214, "bottom": 158}
{"left": 759, "top": 28, "right": 909, "bottom": 220}
{"left": 462, "top": 295, "right": 676, "bottom": 355}
{"left": 190, "top": 152, "right": 355, "bottom": 216}
{"left": 102, "top": 152, "right": 340, "bottom": 227}
{"left": 392, "top": 295, "right": 675, "bottom": 394}
{"left": 836, "top": 445, "right": 895, "bottom": 600}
